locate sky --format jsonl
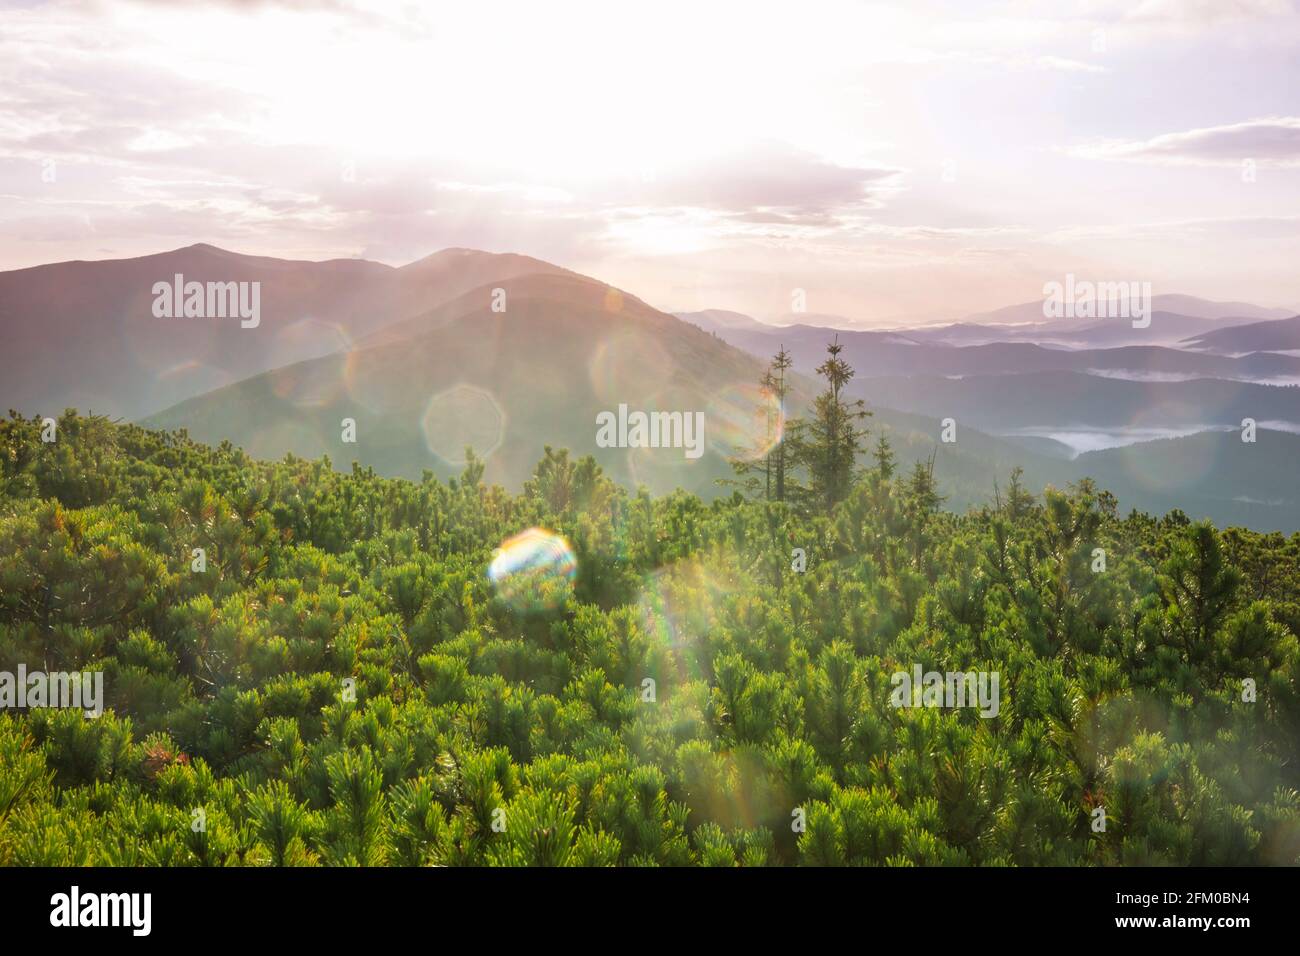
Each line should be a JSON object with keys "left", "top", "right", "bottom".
{"left": 1, "top": 0, "right": 1298, "bottom": 325}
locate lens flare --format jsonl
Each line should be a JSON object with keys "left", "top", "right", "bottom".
{"left": 625, "top": 383, "right": 705, "bottom": 492}
{"left": 706, "top": 381, "right": 784, "bottom": 460}
{"left": 270, "top": 317, "right": 353, "bottom": 366}
{"left": 269, "top": 353, "right": 350, "bottom": 408}
{"left": 156, "top": 360, "right": 231, "bottom": 395}
{"left": 603, "top": 286, "right": 624, "bottom": 314}
{"left": 635, "top": 559, "right": 734, "bottom": 686}
{"left": 244, "top": 419, "right": 332, "bottom": 462}
{"left": 422, "top": 384, "right": 506, "bottom": 465}
{"left": 488, "top": 528, "right": 577, "bottom": 613}
{"left": 1110, "top": 405, "right": 1221, "bottom": 494}
{"left": 587, "top": 330, "right": 674, "bottom": 406}
{"left": 266, "top": 318, "right": 354, "bottom": 408}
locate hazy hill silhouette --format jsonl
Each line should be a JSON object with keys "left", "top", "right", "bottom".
{"left": 1183, "top": 315, "right": 1300, "bottom": 354}
{"left": 0, "top": 243, "right": 570, "bottom": 419}
{"left": 144, "top": 272, "right": 801, "bottom": 496}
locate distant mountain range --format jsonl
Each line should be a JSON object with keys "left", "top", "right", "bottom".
{"left": 904, "top": 311, "right": 1283, "bottom": 349}
{"left": 684, "top": 305, "right": 1296, "bottom": 350}
{"left": 4, "top": 245, "right": 1300, "bottom": 530}
{"left": 849, "top": 371, "right": 1300, "bottom": 433}
{"left": 961, "top": 293, "right": 1293, "bottom": 329}
{"left": 676, "top": 322, "right": 1300, "bottom": 383}
{"left": 679, "top": 293, "right": 1294, "bottom": 341}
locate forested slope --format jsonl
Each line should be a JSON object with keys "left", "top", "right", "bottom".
{"left": 1, "top": 411, "right": 1297, "bottom": 866}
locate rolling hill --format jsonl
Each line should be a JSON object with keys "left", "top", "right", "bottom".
{"left": 674, "top": 309, "right": 778, "bottom": 334}
{"left": 1183, "top": 315, "right": 1300, "bottom": 354}
{"left": 0, "top": 243, "right": 572, "bottom": 419}
{"left": 141, "top": 270, "right": 1093, "bottom": 509}
{"left": 961, "top": 293, "right": 1292, "bottom": 329}
{"left": 144, "top": 272, "right": 802, "bottom": 496}
{"left": 679, "top": 320, "right": 1300, "bottom": 383}
{"left": 1076, "top": 429, "right": 1300, "bottom": 531}
{"left": 848, "top": 371, "right": 1300, "bottom": 432}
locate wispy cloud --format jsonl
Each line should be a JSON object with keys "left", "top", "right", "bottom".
{"left": 1070, "top": 117, "right": 1300, "bottom": 166}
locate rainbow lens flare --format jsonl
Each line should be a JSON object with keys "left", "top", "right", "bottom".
{"left": 706, "top": 382, "right": 784, "bottom": 460}
{"left": 487, "top": 528, "right": 577, "bottom": 612}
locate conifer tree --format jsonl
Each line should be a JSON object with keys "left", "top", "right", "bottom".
{"left": 725, "top": 346, "right": 799, "bottom": 503}
{"left": 796, "top": 337, "right": 871, "bottom": 514}
{"left": 768, "top": 346, "right": 794, "bottom": 502}
{"left": 871, "top": 431, "right": 896, "bottom": 482}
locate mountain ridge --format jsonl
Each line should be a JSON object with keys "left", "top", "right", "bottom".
{"left": 0, "top": 243, "right": 573, "bottom": 419}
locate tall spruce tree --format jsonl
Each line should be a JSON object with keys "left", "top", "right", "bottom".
{"left": 724, "top": 345, "right": 799, "bottom": 503}
{"left": 768, "top": 346, "right": 794, "bottom": 502}
{"left": 800, "top": 337, "right": 871, "bottom": 513}
{"left": 871, "top": 431, "right": 896, "bottom": 481}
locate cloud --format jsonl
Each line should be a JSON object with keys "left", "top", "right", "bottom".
{"left": 612, "top": 143, "right": 903, "bottom": 223}
{"left": 1071, "top": 117, "right": 1300, "bottom": 166}
{"left": 1042, "top": 215, "right": 1300, "bottom": 242}
{"left": 1124, "top": 0, "right": 1297, "bottom": 25}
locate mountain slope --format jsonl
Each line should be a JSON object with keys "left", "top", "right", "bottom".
{"left": 1076, "top": 429, "right": 1300, "bottom": 531}
{"left": 688, "top": 321, "right": 1300, "bottom": 383}
{"left": 849, "top": 371, "right": 1300, "bottom": 431}
{"left": 963, "top": 293, "right": 1291, "bottom": 328}
{"left": 1183, "top": 315, "right": 1300, "bottom": 354}
{"left": 142, "top": 271, "right": 1086, "bottom": 508}
{"left": 0, "top": 244, "right": 570, "bottom": 419}
{"left": 674, "top": 309, "right": 778, "bottom": 334}
{"left": 144, "top": 273, "right": 794, "bottom": 495}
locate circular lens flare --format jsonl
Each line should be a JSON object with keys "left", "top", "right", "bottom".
{"left": 588, "top": 331, "right": 674, "bottom": 406}
{"left": 267, "top": 318, "right": 354, "bottom": 409}
{"left": 422, "top": 383, "right": 506, "bottom": 465}
{"left": 488, "top": 528, "right": 577, "bottom": 613}
{"left": 635, "top": 559, "right": 735, "bottom": 687}
{"left": 706, "top": 381, "right": 784, "bottom": 460}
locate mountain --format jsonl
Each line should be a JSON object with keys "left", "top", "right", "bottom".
{"left": 962, "top": 293, "right": 1291, "bottom": 329}
{"left": 1039, "top": 312, "right": 1268, "bottom": 348}
{"left": 141, "top": 276, "right": 1300, "bottom": 528}
{"left": 1134, "top": 294, "right": 1295, "bottom": 322}
{"left": 680, "top": 310, "right": 871, "bottom": 333}
{"left": 0, "top": 244, "right": 571, "bottom": 420}
{"left": 900, "top": 322, "right": 1019, "bottom": 345}
{"left": 900, "top": 312, "right": 1276, "bottom": 348}
{"left": 771, "top": 312, "right": 864, "bottom": 329}
{"left": 139, "top": 270, "right": 1088, "bottom": 508}
{"left": 848, "top": 371, "right": 1300, "bottom": 433}
{"left": 1183, "top": 315, "right": 1300, "bottom": 354}
{"left": 144, "top": 272, "right": 803, "bottom": 496}
{"left": 682, "top": 320, "right": 1300, "bottom": 383}
{"left": 855, "top": 393, "right": 1300, "bottom": 531}
{"left": 10, "top": 241, "right": 1300, "bottom": 530}
{"left": 1076, "top": 429, "right": 1300, "bottom": 531}
{"left": 674, "top": 309, "right": 776, "bottom": 334}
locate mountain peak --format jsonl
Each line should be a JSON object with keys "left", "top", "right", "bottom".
{"left": 400, "top": 247, "right": 538, "bottom": 271}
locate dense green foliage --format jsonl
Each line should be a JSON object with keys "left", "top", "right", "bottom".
{"left": 1, "top": 409, "right": 1298, "bottom": 866}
